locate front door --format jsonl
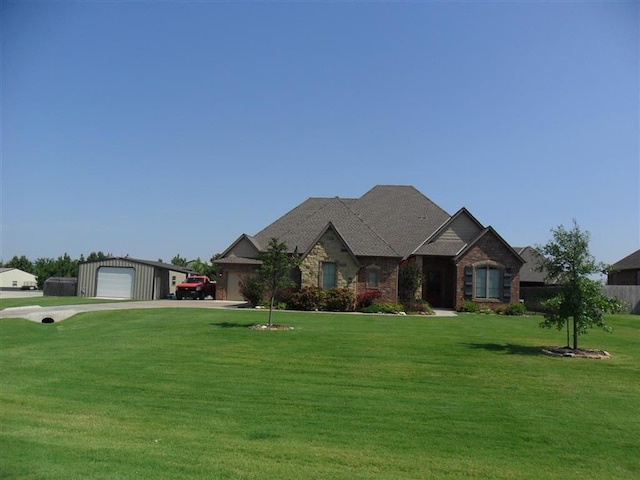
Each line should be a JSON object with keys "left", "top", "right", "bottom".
{"left": 424, "top": 270, "right": 443, "bottom": 307}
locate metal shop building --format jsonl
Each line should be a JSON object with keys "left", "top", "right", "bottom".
{"left": 77, "top": 257, "right": 192, "bottom": 300}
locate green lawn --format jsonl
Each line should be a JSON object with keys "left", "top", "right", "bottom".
{"left": 1, "top": 309, "right": 638, "bottom": 479}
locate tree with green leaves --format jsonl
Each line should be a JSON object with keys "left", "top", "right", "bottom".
{"left": 256, "top": 238, "right": 299, "bottom": 327}
{"left": 171, "top": 254, "right": 189, "bottom": 267}
{"left": 3, "top": 255, "right": 34, "bottom": 274}
{"left": 33, "top": 253, "right": 78, "bottom": 289}
{"left": 535, "top": 220, "right": 621, "bottom": 350}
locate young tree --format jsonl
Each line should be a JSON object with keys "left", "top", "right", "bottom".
{"left": 256, "top": 238, "right": 299, "bottom": 327}
{"left": 535, "top": 220, "right": 621, "bottom": 350}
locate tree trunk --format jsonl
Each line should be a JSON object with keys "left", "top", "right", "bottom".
{"left": 268, "top": 295, "right": 274, "bottom": 327}
{"left": 573, "top": 316, "right": 579, "bottom": 350}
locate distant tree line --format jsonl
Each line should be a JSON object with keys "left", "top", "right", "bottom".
{"left": 0, "top": 252, "right": 220, "bottom": 289}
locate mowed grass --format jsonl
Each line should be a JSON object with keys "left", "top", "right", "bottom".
{"left": 1, "top": 309, "right": 638, "bottom": 480}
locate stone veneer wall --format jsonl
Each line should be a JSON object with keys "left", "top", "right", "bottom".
{"left": 300, "top": 230, "right": 360, "bottom": 293}
{"left": 454, "top": 234, "right": 522, "bottom": 311}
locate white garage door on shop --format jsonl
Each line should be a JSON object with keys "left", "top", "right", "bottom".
{"left": 96, "top": 267, "right": 135, "bottom": 298}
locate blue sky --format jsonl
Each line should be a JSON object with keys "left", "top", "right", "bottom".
{"left": 2, "top": 1, "right": 638, "bottom": 266}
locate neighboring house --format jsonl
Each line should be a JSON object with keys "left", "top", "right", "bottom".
{"left": 516, "top": 246, "right": 558, "bottom": 287}
{"left": 77, "top": 257, "right": 192, "bottom": 300}
{"left": 0, "top": 268, "right": 37, "bottom": 290}
{"left": 608, "top": 248, "right": 640, "bottom": 285}
{"left": 516, "top": 246, "right": 561, "bottom": 312}
{"left": 215, "top": 185, "right": 524, "bottom": 310}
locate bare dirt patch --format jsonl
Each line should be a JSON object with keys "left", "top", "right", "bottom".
{"left": 541, "top": 347, "right": 611, "bottom": 359}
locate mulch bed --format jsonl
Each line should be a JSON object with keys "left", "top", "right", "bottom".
{"left": 541, "top": 347, "right": 611, "bottom": 359}
{"left": 248, "top": 324, "right": 294, "bottom": 331}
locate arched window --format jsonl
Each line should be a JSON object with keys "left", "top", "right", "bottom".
{"left": 366, "top": 265, "right": 380, "bottom": 288}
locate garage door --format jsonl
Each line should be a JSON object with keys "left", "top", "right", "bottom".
{"left": 226, "top": 270, "right": 245, "bottom": 301}
{"left": 96, "top": 267, "right": 135, "bottom": 298}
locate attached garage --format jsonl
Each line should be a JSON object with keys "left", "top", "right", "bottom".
{"left": 77, "top": 257, "right": 192, "bottom": 300}
{"left": 213, "top": 254, "right": 262, "bottom": 301}
{"left": 96, "top": 267, "right": 135, "bottom": 298}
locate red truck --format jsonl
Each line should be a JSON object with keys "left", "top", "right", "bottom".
{"left": 175, "top": 275, "right": 216, "bottom": 300}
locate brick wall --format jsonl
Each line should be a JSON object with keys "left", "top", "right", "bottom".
{"left": 454, "top": 233, "right": 522, "bottom": 311}
{"left": 356, "top": 256, "right": 399, "bottom": 304}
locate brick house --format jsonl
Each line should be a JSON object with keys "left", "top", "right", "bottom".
{"left": 215, "top": 185, "right": 524, "bottom": 310}
{"left": 608, "top": 248, "right": 640, "bottom": 285}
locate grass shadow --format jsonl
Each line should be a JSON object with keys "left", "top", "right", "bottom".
{"left": 210, "top": 321, "right": 254, "bottom": 329}
{"left": 463, "top": 343, "right": 544, "bottom": 356}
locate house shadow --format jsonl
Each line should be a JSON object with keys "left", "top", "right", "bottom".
{"left": 210, "top": 321, "right": 254, "bottom": 329}
{"left": 463, "top": 342, "right": 544, "bottom": 356}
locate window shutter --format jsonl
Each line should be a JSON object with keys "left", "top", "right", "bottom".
{"left": 464, "top": 266, "right": 473, "bottom": 299}
{"left": 503, "top": 268, "right": 512, "bottom": 301}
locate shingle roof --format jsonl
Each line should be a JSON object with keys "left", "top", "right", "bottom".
{"left": 214, "top": 255, "right": 263, "bottom": 265}
{"left": 349, "top": 185, "right": 450, "bottom": 257}
{"left": 237, "top": 185, "right": 513, "bottom": 261}
{"left": 611, "top": 248, "right": 640, "bottom": 270}
{"left": 516, "top": 246, "right": 551, "bottom": 283}
{"left": 254, "top": 195, "right": 400, "bottom": 257}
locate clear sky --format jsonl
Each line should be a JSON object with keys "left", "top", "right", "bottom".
{"left": 2, "top": 1, "right": 638, "bottom": 266}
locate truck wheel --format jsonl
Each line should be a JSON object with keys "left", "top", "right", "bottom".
{"left": 176, "top": 293, "right": 182, "bottom": 300}
{"left": 199, "top": 292, "right": 205, "bottom": 300}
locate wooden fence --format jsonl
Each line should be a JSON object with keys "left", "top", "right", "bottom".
{"left": 521, "top": 285, "right": 640, "bottom": 315}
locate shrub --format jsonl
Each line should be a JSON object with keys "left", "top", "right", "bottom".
{"left": 285, "top": 286, "right": 326, "bottom": 311}
{"left": 459, "top": 300, "right": 481, "bottom": 313}
{"left": 504, "top": 302, "right": 526, "bottom": 316}
{"left": 398, "top": 261, "right": 422, "bottom": 301}
{"left": 325, "top": 287, "right": 356, "bottom": 312}
{"left": 356, "top": 290, "right": 382, "bottom": 310}
{"left": 360, "top": 302, "right": 404, "bottom": 314}
{"left": 239, "top": 276, "right": 265, "bottom": 306}
{"left": 401, "top": 299, "right": 434, "bottom": 315}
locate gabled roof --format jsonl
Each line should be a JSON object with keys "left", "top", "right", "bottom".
{"left": 412, "top": 207, "right": 484, "bottom": 256}
{"left": 454, "top": 227, "right": 524, "bottom": 265}
{"left": 611, "top": 248, "right": 640, "bottom": 270}
{"left": 219, "top": 234, "right": 263, "bottom": 259}
{"left": 220, "top": 185, "right": 519, "bottom": 263}
{"left": 302, "top": 222, "right": 359, "bottom": 263}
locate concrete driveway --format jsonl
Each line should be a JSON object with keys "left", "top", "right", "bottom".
{"left": 1, "top": 291, "right": 457, "bottom": 323}
{"left": 0, "top": 298, "right": 248, "bottom": 323}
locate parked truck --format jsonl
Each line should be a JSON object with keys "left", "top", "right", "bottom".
{"left": 175, "top": 275, "right": 216, "bottom": 300}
